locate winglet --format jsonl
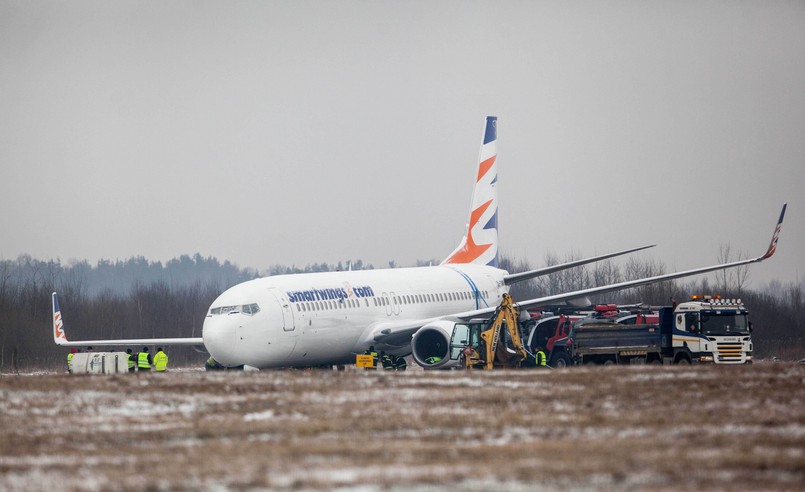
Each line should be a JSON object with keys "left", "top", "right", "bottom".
{"left": 52, "top": 292, "right": 67, "bottom": 345}
{"left": 442, "top": 116, "right": 499, "bottom": 267}
{"left": 760, "top": 203, "right": 786, "bottom": 260}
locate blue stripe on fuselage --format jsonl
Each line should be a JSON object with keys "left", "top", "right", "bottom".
{"left": 452, "top": 269, "right": 490, "bottom": 309}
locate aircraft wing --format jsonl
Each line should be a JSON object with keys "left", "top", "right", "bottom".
{"left": 503, "top": 244, "right": 655, "bottom": 285}
{"left": 502, "top": 203, "right": 786, "bottom": 314}
{"left": 52, "top": 292, "right": 204, "bottom": 347}
{"left": 369, "top": 203, "right": 786, "bottom": 344}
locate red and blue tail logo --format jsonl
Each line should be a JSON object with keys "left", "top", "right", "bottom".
{"left": 52, "top": 292, "right": 67, "bottom": 343}
{"left": 761, "top": 203, "right": 786, "bottom": 260}
{"left": 442, "top": 116, "right": 499, "bottom": 267}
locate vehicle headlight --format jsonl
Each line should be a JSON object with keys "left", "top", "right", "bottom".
{"left": 699, "top": 355, "right": 714, "bottom": 362}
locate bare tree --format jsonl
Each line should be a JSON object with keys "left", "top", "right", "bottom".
{"left": 717, "top": 243, "right": 750, "bottom": 295}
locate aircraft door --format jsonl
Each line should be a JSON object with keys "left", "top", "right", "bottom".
{"left": 267, "top": 288, "right": 295, "bottom": 332}
{"left": 390, "top": 292, "right": 401, "bottom": 316}
{"left": 382, "top": 293, "right": 391, "bottom": 316}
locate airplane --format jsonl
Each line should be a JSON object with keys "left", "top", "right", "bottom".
{"left": 52, "top": 116, "right": 787, "bottom": 369}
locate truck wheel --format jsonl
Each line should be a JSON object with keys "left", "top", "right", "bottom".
{"left": 550, "top": 352, "right": 571, "bottom": 368}
{"left": 603, "top": 359, "right": 616, "bottom": 366}
{"left": 675, "top": 356, "right": 691, "bottom": 365}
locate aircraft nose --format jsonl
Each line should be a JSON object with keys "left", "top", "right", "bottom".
{"left": 202, "top": 316, "right": 238, "bottom": 367}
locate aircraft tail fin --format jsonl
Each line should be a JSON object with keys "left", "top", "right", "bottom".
{"left": 442, "top": 116, "right": 499, "bottom": 267}
{"left": 52, "top": 292, "right": 68, "bottom": 345}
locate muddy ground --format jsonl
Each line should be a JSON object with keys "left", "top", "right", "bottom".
{"left": 1, "top": 363, "right": 803, "bottom": 491}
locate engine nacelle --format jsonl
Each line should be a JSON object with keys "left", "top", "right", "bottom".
{"left": 411, "top": 319, "right": 465, "bottom": 369}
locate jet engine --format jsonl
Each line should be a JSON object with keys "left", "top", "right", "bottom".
{"left": 410, "top": 319, "right": 465, "bottom": 369}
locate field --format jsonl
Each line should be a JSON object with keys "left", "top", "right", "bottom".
{"left": 1, "top": 363, "right": 803, "bottom": 491}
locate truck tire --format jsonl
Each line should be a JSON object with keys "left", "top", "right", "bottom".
{"left": 674, "top": 355, "right": 691, "bottom": 365}
{"left": 550, "top": 352, "right": 571, "bottom": 368}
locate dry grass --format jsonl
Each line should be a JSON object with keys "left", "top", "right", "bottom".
{"left": 1, "top": 363, "right": 803, "bottom": 490}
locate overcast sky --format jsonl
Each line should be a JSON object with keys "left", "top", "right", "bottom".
{"left": 1, "top": 0, "right": 803, "bottom": 289}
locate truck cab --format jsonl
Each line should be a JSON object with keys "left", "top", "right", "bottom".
{"left": 671, "top": 296, "right": 753, "bottom": 364}
{"left": 524, "top": 313, "right": 584, "bottom": 367}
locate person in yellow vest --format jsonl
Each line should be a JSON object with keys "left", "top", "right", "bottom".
{"left": 363, "top": 346, "right": 379, "bottom": 370}
{"left": 138, "top": 347, "right": 152, "bottom": 372}
{"left": 535, "top": 347, "right": 548, "bottom": 368}
{"left": 67, "top": 347, "right": 76, "bottom": 373}
{"left": 126, "top": 348, "right": 136, "bottom": 373}
{"left": 153, "top": 347, "right": 168, "bottom": 372}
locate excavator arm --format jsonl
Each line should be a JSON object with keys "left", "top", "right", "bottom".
{"left": 466, "top": 294, "right": 529, "bottom": 369}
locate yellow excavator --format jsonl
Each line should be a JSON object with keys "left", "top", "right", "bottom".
{"left": 463, "top": 293, "right": 529, "bottom": 369}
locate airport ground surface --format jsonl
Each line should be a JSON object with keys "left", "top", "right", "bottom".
{"left": 1, "top": 363, "right": 803, "bottom": 491}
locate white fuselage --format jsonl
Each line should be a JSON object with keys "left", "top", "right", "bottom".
{"left": 202, "top": 264, "right": 508, "bottom": 368}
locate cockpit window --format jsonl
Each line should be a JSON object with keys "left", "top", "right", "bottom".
{"left": 242, "top": 303, "right": 260, "bottom": 315}
{"left": 209, "top": 303, "right": 260, "bottom": 316}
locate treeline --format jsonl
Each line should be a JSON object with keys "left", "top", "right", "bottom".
{"left": 3, "top": 253, "right": 258, "bottom": 298}
{"left": 0, "top": 252, "right": 802, "bottom": 372}
{"left": 0, "top": 254, "right": 252, "bottom": 372}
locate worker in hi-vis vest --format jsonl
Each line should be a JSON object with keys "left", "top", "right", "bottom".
{"left": 153, "top": 347, "right": 168, "bottom": 372}
{"left": 138, "top": 347, "right": 152, "bottom": 371}
{"left": 535, "top": 347, "right": 548, "bottom": 367}
{"left": 126, "top": 348, "right": 135, "bottom": 372}
{"left": 67, "top": 347, "right": 76, "bottom": 373}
